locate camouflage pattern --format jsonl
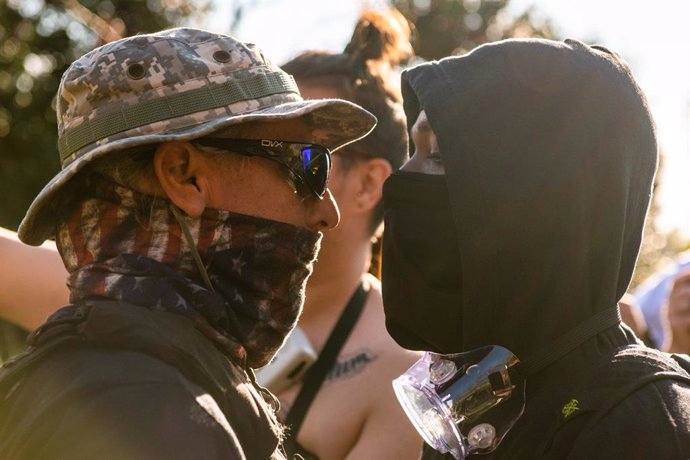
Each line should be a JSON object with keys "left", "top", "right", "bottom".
{"left": 19, "top": 28, "right": 376, "bottom": 246}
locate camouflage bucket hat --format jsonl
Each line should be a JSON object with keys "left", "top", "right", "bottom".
{"left": 18, "top": 27, "right": 376, "bottom": 246}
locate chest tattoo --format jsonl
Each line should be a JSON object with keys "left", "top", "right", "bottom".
{"left": 326, "top": 349, "right": 378, "bottom": 382}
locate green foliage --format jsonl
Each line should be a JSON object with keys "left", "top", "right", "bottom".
{"left": 0, "top": 0, "right": 684, "bottom": 300}
{"left": 631, "top": 158, "right": 690, "bottom": 289}
{"left": 392, "top": 0, "right": 556, "bottom": 60}
{"left": 0, "top": 0, "right": 209, "bottom": 230}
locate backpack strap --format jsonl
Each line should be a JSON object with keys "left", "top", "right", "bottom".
{"left": 283, "top": 282, "right": 368, "bottom": 456}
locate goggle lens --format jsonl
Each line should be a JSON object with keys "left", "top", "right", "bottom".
{"left": 392, "top": 347, "right": 525, "bottom": 460}
{"left": 192, "top": 138, "right": 332, "bottom": 199}
{"left": 394, "top": 377, "right": 465, "bottom": 458}
{"left": 301, "top": 147, "right": 330, "bottom": 197}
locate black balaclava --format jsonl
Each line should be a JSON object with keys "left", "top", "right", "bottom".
{"left": 382, "top": 38, "right": 657, "bottom": 366}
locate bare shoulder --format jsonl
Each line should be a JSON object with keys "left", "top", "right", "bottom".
{"left": 294, "top": 274, "right": 423, "bottom": 459}
{"left": 339, "top": 274, "right": 423, "bottom": 458}
{"left": 341, "top": 274, "right": 421, "bottom": 378}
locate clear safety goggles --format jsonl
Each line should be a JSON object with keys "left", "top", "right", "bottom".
{"left": 392, "top": 346, "right": 526, "bottom": 459}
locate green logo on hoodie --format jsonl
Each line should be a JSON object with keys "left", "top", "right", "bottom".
{"left": 562, "top": 399, "right": 580, "bottom": 418}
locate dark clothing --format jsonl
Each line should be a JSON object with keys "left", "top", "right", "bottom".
{"left": 386, "top": 38, "right": 690, "bottom": 458}
{"left": 1, "top": 181, "right": 319, "bottom": 459}
{"left": 397, "top": 38, "right": 658, "bottom": 358}
{"left": 422, "top": 344, "right": 690, "bottom": 459}
{"left": 0, "top": 299, "right": 286, "bottom": 460}
{"left": 0, "top": 320, "right": 28, "bottom": 364}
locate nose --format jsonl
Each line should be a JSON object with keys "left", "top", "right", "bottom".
{"left": 306, "top": 189, "right": 340, "bottom": 231}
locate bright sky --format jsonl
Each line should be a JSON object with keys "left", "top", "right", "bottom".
{"left": 206, "top": 0, "right": 690, "bottom": 237}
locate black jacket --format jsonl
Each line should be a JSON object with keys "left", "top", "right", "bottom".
{"left": 399, "top": 38, "right": 690, "bottom": 458}
{"left": 0, "top": 299, "right": 286, "bottom": 460}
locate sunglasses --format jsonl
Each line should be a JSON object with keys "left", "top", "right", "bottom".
{"left": 193, "top": 138, "right": 331, "bottom": 199}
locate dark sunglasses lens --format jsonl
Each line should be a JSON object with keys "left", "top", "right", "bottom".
{"left": 301, "top": 147, "right": 330, "bottom": 197}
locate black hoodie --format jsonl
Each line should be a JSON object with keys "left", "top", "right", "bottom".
{"left": 389, "top": 39, "right": 690, "bottom": 459}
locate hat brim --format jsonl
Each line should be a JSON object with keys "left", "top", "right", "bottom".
{"left": 18, "top": 98, "right": 376, "bottom": 246}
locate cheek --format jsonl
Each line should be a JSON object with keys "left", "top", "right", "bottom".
{"left": 204, "top": 161, "right": 250, "bottom": 210}
{"left": 326, "top": 169, "right": 347, "bottom": 204}
{"left": 204, "top": 160, "right": 305, "bottom": 225}
{"left": 327, "top": 162, "right": 365, "bottom": 221}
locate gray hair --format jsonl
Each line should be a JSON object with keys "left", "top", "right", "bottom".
{"left": 79, "top": 143, "right": 234, "bottom": 223}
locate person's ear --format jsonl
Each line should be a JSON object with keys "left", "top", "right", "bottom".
{"left": 353, "top": 158, "right": 392, "bottom": 213}
{"left": 153, "top": 141, "right": 207, "bottom": 217}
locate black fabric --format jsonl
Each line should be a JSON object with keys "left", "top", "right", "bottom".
{"left": 382, "top": 171, "right": 463, "bottom": 353}
{"left": 382, "top": 38, "right": 690, "bottom": 458}
{"left": 284, "top": 282, "right": 369, "bottom": 459}
{"left": 0, "top": 321, "right": 28, "bottom": 364}
{"left": 394, "top": 37, "right": 657, "bottom": 360}
{"left": 512, "top": 308, "right": 622, "bottom": 380}
{"left": 0, "top": 299, "right": 286, "bottom": 460}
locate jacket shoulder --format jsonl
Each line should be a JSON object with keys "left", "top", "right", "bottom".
{"left": 551, "top": 346, "right": 690, "bottom": 460}
{"left": 566, "top": 377, "right": 690, "bottom": 459}
{"left": 0, "top": 346, "right": 247, "bottom": 459}
{"left": 0, "top": 299, "right": 286, "bottom": 460}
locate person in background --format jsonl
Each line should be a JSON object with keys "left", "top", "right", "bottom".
{"left": 0, "top": 228, "right": 67, "bottom": 363}
{"left": 275, "top": 9, "right": 422, "bottom": 459}
{"left": 617, "top": 292, "right": 650, "bottom": 343}
{"left": 0, "top": 27, "right": 375, "bottom": 459}
{"left": 635, "top": 252, "right": 690, "bottom": 353}
{"left": 0, "top": 10, "right": 423, "bottom": 459}
{"left": 382, "top": 38, "right": 690, "bottom": 459}
{"left": 0, "top": 228, "right": 66, "bottom": 333}
{"left": 662, "top": 268, "right": 690, "bottom": 353}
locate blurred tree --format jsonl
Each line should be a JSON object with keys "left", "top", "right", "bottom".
{"left": 631, "top": 154, "right": 690, "bottom": 289}
{"left": 392, "top": 0, "right": 555, "bottom": 60}
{"left": 0, "top": 0, "right": 210, "bottom": 231}
{"left": 0, "top": 0, "right": 210, "bottom": 362}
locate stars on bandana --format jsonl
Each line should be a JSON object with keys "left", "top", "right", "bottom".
{"left": 60, "top": 178, "right": 320, "bottom": 368}
{"left": 232, "top": 255, "right": 246, "bottom": 274}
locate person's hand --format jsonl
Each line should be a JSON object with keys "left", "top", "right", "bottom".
{"left": 664, "top": 269, "right": 690, "bottom": 354}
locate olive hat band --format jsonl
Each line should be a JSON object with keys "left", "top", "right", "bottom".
{"left": 58, "top": 71, "right": 299, "bottom": 164}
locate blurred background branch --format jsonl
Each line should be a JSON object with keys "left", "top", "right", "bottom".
{"left": 0, "top": 0, "right": 683, "bottom": 287}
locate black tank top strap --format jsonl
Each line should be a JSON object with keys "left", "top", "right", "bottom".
{"left": 283, "top": 282, "right": 369, "bottom": 458}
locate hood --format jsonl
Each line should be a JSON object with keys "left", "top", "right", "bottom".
{"left": 399, "top": 38, "right": 657, "bottom": 361}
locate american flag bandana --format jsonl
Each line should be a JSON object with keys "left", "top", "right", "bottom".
{"left": 56, "top": 175, "right": 321, "bottom": 368}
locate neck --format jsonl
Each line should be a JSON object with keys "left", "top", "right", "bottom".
{"left": 300, "top": 232, "right": 372, "bottom": 351}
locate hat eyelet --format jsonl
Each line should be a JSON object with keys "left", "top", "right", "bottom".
{"left": 213, "top": 50, "right": 231, "bottom": 63}
{"left": 126, "top": 63, "right": 146, "bottom": 80}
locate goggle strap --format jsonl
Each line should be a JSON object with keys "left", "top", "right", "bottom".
{"left": 507, "top": 307, "right": 622, "bottom": 382}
